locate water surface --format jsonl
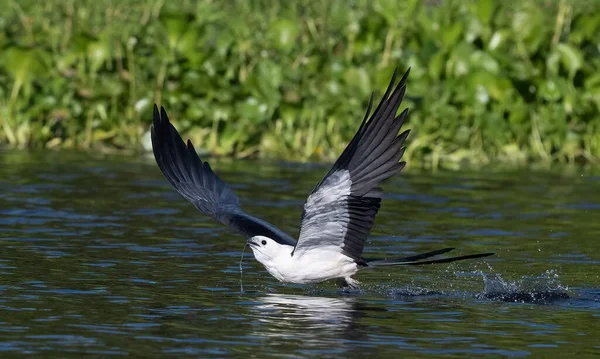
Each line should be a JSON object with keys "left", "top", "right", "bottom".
{"left": 0, "top": 150, "right": 599, "bottom": 357}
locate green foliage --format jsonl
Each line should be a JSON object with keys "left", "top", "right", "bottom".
{"left": 0, "top": 0, "right": 599, "bottom": 169}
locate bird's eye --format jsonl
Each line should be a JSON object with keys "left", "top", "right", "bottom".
{"left": 261, "top": 240, "right": 267, "bottom": 245}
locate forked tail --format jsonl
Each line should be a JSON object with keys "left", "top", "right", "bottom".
{"left": 366, "top": 247, "right": 494, "bottom": 267}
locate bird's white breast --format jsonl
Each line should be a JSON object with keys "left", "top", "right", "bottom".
{"left": 266, "top": 248, "right": 359, "bottom": 284}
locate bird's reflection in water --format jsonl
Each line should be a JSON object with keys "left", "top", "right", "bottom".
{"left": 250, "top": 293, "right": 374, "bottom": 346}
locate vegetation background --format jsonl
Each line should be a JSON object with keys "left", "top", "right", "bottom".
{"left": 0, "top": 0, "right": 599, "bottom": 169}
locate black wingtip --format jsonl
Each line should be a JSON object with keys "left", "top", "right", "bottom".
{"left": 186, "top": 138, "right": 196, "bottom": 153}
{"left": 402, "top": 67, "right": 411, "bottom": 81}
{"left": 391, "top": 66, "right": 399, "bottom": 82}
{"left": 394, "top": 67, "right": 410, "bottom": 93}
{"left": 160, "top": 106, "right": 169, "bottom": 124}
{"left": 360, "top": 92, "right": 376, "bottom": 127}
{"left": 152, "top": 103, "right": 160, "bottom": 128}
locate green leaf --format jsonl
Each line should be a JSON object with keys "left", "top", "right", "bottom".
{"left": 87, "top": 41, "right": 109, "bottom": 74}
{"left": 473, "top": 0, "right": 494, "bottom": 24}
{"left": 470, "top": 51, "right": 500, "bottom": 74}
{"left": 446, "top": 42, "right": 473, "bottom": 76}
{"left": 555, "top": 43, "right": 583, "bottom": 79}
{"left": 159, "top": 11, "right": 195, "bottom": 51}
{"left": 539, "top": 78, "right": 567, "bottom": 102}
{"left": 442, "top": 22, "right": 464, "bottom": 50}
{"left": 269, "top": 19, "right": 300, "bottom": 53}
{"left": 1, "top": 45, "right": 50, "bottom": 100}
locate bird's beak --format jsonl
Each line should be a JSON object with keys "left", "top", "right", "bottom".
{"left": 246, "top": 239, "right": 256, "bottom": 247}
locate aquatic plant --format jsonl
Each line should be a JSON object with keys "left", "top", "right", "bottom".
{"left": 0, "top": 0, "right": 598, "bottom": 169}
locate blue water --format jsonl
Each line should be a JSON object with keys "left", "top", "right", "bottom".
{"left": 0, "top": 150, "right": 599, "bottom": 357}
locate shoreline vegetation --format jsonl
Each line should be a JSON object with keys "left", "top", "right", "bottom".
{"left": 0, "top": 0, "right": 599, "bottom": 169}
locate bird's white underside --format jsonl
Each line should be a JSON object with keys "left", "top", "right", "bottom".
{"left": 249, "top": 235, "right": 360, "bottom": 285}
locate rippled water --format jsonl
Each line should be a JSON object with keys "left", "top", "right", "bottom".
{"left": 0, "top": 149, "right": 599, "bottom": 357}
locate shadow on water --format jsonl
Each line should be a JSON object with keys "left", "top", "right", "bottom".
{"left": 1, "top": 149, "right": 600, "bottom": 356}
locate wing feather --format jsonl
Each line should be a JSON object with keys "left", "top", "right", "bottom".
{"left": 293, "top": 67, "right": 411, "bottom": 260}
{"left": 151, "top": 105, "right": 296, "bottom": 246}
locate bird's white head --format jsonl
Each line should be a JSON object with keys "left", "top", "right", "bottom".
{"left": 247, "top": 235, "right": 291, "bottom": 267}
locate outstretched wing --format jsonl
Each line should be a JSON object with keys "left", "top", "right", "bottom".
{"left": 151, "top": 105, "right": 297, "bottom": 246}
{"left": 292, "top": 67, "right": 411, "bottom": 261}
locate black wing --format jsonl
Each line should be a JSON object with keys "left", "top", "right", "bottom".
{"left": 151, "top": 105, "right": 297, "bottom": 246}
{"left": 293, "top": 67, "right": 411, "bottom": 261}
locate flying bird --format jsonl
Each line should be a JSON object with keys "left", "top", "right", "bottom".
{"left": 150, "top": 67, "right": 494, "bottom": 288}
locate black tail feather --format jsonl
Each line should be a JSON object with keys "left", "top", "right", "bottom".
{"left": 365, "top": 247, "right": 456, "bottom": 265}
{"left": 367, "top": 250, "right": 494, "bottom": 267}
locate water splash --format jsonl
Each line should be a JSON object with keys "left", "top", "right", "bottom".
{"left": 239, "top": 243, "right": 248, "bottom": 293}
{"left": 475, "top": 265, "right": 570, "bottom": 304}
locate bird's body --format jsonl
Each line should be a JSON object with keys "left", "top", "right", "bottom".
{"left": 248, "top": 235, "right": 360, "bottom": 285}
{"left": 150, "top": 67, "right": 494, "bottom": 288}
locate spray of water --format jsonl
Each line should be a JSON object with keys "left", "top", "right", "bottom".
{"left": 239, "top": 243, "right": 248, "bottom": 293}
{"left": 473, "top": 264, "right": 570, "bottom": 304}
